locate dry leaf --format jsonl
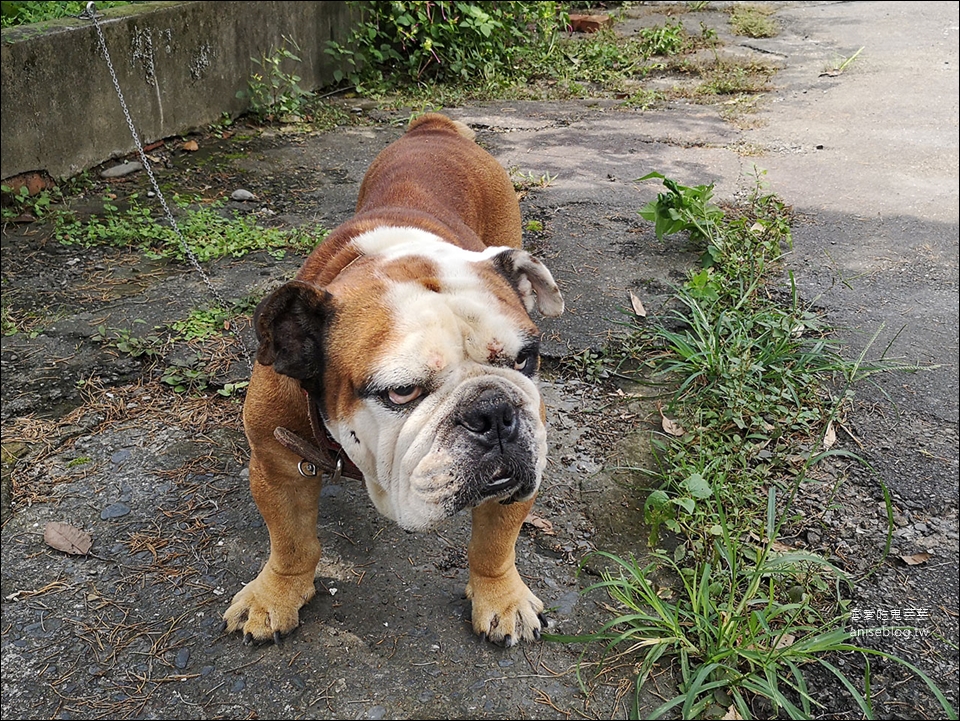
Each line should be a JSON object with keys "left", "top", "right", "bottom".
{"left": 822, "top": 421, "right": 836, "bottom": 450}
{"left": 775, "top": 633, "right": 796, "bottom": 649}
{"left": 661, "top": 414, "right": 685, "bottom": 437}
{"left": 771, "top": 541, "right": 794, "bottom": 553}
{"left": 629, "top": 291, "right": 647, "bottom": 318}
{"left": 523, "top": 513, "right": 555, "bottom": 535}
{"left": 900, "top": 552, "right": 931, "bottom": 566}
{"left": 722, "top": 705, "right": 744, "bottom": 720}
{"left": 44, "top": 521, "right": 92, "bottom": 555}
{"left": 182, "top": 140, "right": 199, "bottom": 152}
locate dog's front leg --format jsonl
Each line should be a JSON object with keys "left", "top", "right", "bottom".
{"left": 223, "top": 450, "right": 322, "bottom": 643}
{"left": 465, "top": 497, "right": 545, "bottom": 646}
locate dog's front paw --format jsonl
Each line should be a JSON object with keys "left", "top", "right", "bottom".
{"left": 465, "top": 567, "right": 545, "bottom": 647}
{"left": 223, "top": 567, "right": 316, "bottom": 644}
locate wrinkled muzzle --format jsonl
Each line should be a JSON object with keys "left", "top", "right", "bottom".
{"left": 391, "top": 375, "right": 546, "bottom": 530}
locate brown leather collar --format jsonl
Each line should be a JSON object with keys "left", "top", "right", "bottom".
{"left": 273, "top": 392, "right": 364, "bottom": 481}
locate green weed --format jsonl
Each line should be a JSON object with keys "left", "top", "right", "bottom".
{"left": 0, "top": 1, "right": 130, "bottom": 28}
{"left": 728, "top": 4, "right": 780, "bottom": 39}
{"left": 551, "top": 171, "right": 953, "bottom": 718}
{"left": 92, "top": 323, "right": 166, "bottom": 361}
{"left": 325, "top": 2, "right": 712, "bottom": 104}
{"left": 326, "top": 1, "right": 567, "bottom": 92}
{"left": 637, "top": 20, "right": 688, "bottom": 57}
{"left": 239, "top": 35, "right": 315, "bottom": 121}
{"left": 171, "top": 308, "right": 230, "bottom": 342}
{"left": 562, "top": 348, "right": 609, "bottom": 383}
{"left": 637, "top": 172, "right": 724, "bottom": 243}
{"left": 511, "top": 168, "right": 557, "bottom": 192}
{"left": 54, "top": 194, "right": 325, "bottom": 262}
{"left": 1, "top": 303, "right": 51, "bottom": 338}
{"left": 1, "top": 183, "right": 57, "bottom": 221}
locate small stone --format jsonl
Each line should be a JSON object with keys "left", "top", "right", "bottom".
{"left": 100, "top": 502, "right": 131, "bottom": 520}
{"left": 231, "top": 189, "right": 256, "bottom": 201}
{"left": 111, "top": 449, "right": 131, "bottom": 464}
{"left": 174, "top": 647, "right": 190, "bottom": 669}
{"left": 100, "top": 161, "right": 143, "bottom": 179}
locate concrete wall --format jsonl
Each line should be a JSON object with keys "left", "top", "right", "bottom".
{"left": 0, "top": 1, "right": 357, "bottom": 181}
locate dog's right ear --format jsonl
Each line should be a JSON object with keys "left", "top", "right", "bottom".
{"left": 254, "top": 281, "right": 333, "bottom": 381}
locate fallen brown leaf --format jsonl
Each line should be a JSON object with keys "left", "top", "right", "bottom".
{"left": 775, "top": 633, "right": 796, "bottom": 649}
{"left": 661, "top": 414, "right": 685, "bottom": 437}
{"left": 722, "top": 704, "right": 744, "bottom": 720}
{"left": 182, "top": 140, "right": 199, "bottom": 152}
{"left": 822, "top": 420, "right": 837, "bottom": 450}
{"left": 523, "top": 513, "right": 555, "bottom": 535}
{"left": 44, "top": 521, "right": 92, "bottom": 555}
{"left": 900, "top": 552, "right": 931, "bottom": 566}
{"left": 629, "top": 291, "right": 647, "bottom": 318}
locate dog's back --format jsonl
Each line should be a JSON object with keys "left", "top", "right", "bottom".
{"left": 355, "top": 113, "right": 522, "bottom": 251}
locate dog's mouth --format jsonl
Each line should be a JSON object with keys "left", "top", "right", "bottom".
{"left": 462, "top": 461, "right": 538, "bottom": 509}
{"left": 487, "top": 475, "right": 531, "bottom": 505}
{"left": 487, "top": 475, "right": 515, "bottom": 494}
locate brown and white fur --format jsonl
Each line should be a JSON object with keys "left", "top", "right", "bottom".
{"left": 223, "top": 113, "right": 563, "bottom": 646}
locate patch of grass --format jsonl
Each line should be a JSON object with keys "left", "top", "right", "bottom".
{"left": 698, "top": 59, "right": 776, "bottom": 96}
{"left": 729, "top": 3, "right": 780, "bottom": 39}
{"left": 92, "top": 322, "right": 167, "bottom": 361}
{"left": 548, "top": 171, "right": 954, "bottom": 719}
{"left": 1, "top": 303, "right": 55, "bottom": 338}
{"left": 327, "top": 1, "right": 567, "bottom": 91}
{"left": 1, "top": 183, "right": 59, "bottom": 221}
{"left": 54, "top": 193, "right": 326, "bottom": 262}
{"left": 0, "top": 1, "right": 131, "bottom": 28}
{"left": 238, "top": 35, "right": 315, "bottom": 122}
{"left": 562, "top": 348, "right": 610, "bottom": 383}
{"left": 511, "top": 168, "right": 557, "bottom": 192}
{"left": 621, "top": 88, "right": 666, "bottom": 110}
{"left": 171, "top": 307, "right": 230, "bottom": 342}
{"left": 170, "top": 295, "right": 259, "bottom": 343}
{"left": 822, "top": 46, "right": 865, "bottom": 77}
{"left": 324, "top": 2, "right": 718, "bottom": 106}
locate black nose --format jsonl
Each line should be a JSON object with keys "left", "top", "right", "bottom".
{"left": 458, "top": 389, "right": 520, "bottom": 450}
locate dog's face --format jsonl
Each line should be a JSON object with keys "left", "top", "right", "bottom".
{"left": 254, "top": 228, "right": 564, "bottom": 530}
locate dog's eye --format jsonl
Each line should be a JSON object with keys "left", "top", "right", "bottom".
{"left": 514, "top": 351, "right": 537, "bottom": 375}
{"left": 384, "top": 385, "right": 424, "bottom": 406}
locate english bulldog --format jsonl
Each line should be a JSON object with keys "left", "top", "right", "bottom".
{"left": 223, "top": 113, "right": 564, "bottom": 647}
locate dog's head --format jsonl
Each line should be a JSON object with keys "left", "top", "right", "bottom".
{"left": 254, "top": 228, "right": 564, "bottom": 530}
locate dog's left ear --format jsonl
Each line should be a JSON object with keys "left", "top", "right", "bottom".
{"left": 490, "top": 249, "right": 565, "bottom": 317}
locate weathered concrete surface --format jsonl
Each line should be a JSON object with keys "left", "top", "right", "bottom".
{"left": 1, "top": 1, "right": 356, "bottom": 181}
{"left": 1, "top": 2, "right": 958, "bottom": 719}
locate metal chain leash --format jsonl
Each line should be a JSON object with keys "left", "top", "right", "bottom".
{"left": 80, "top": 2, "right": 254, "bottom": 373}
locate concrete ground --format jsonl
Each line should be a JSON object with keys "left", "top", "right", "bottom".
{"left": 2, "top": 2, "right": 957, "bottom": 719}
